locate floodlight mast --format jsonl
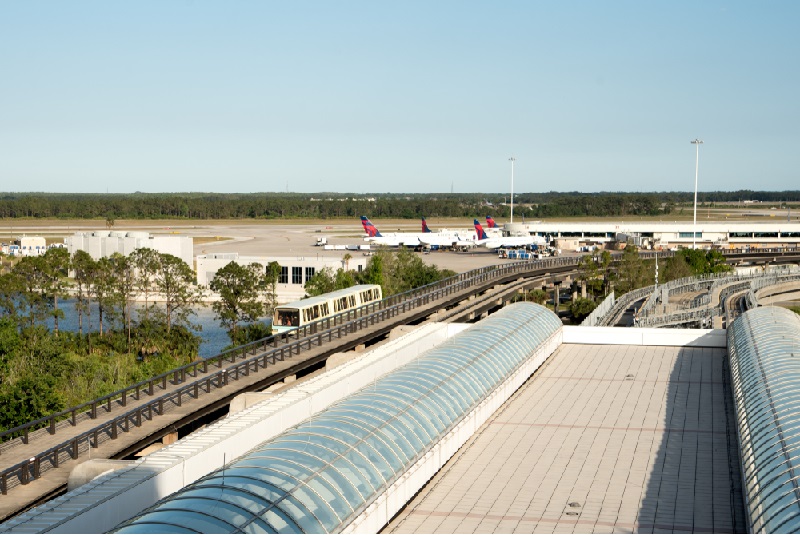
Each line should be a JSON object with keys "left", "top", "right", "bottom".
{"left": 509, "top": 156, "right": 516, "bottom": 224}
{"left": 691, "top": 139, "right": 704, "bottom": 249}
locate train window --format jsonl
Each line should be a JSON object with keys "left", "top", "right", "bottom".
{"left": 321, "top": 303, "right": 329, "bottom": 316}
{"left": 282, "top": 310, "right": 299, "bottom": 326}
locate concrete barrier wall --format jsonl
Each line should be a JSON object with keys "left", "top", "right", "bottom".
{"left": 562, "top": 326, "right": 726, "bottom": 348}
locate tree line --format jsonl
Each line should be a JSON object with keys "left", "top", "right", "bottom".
{"left": 2, "top": 191, "right": 798, "bottom": 221}
{"left": 0, "top": 248, "right": 211, "bottom": 433}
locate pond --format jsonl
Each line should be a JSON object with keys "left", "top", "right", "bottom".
{"left": 45, "top": 300, "right": 271, "bottom": 358}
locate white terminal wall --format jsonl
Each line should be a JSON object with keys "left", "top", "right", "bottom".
{"left": 64, "top": 232, "right": 193, "bottom": 267}
{"left": 562, "top": 325, "right": 727, "bottom": 347}
{"left": 196, "top": 253, "right": 368, "bottom": 304}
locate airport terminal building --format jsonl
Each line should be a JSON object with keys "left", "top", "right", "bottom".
{"left": 64, "top": 231, "right": 194, "bottom": 266}
{"left": 196, "top": 253, "right": 369, "bottom": 304}
{"left": 508, "top": 220, "right": 800, "bottom": 251}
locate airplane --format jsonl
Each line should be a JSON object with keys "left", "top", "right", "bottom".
{"left": 472, "top": 219, "right": 548, "bottom": 250}
{"left": 418, "top": 218, "right": 508, "bottom": 250}
{"left": 361, "top": 216, "right": 460, "bottom": 248}
{"left": 486, "top": 215, "right": 498, "bottom": 229}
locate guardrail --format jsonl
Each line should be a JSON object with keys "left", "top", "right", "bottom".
{"left": 0, "top": 255, "right": 582, "bottom": 496}
{"left": 596, "top": 285, "right": 655, "bottom": 326}
{"left": 581, "top": 291, "right": 615, "bottom": 327}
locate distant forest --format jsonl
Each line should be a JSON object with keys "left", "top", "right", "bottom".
{"left": 1, "top": 191, "right": 799, "bottom": 220}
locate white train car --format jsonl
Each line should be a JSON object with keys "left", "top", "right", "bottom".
{"left": 272, "top": 284, "right": 383, "bottom": 334}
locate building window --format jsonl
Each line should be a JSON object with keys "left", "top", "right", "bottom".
{"left": 279, "top": 266, "right": 288, "bottom": 284}
{"left": 305, "top": 267, "right": 315, "bottom": 282}
{"left": 292, "top": 266, "right": 302, "bottom": 284}
{"left": 678, "top": 232, "right": 702, "bottom": 238}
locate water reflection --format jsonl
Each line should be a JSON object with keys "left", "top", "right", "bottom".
{"left": 45, "top": 299, "right": 270, "bottom": 358}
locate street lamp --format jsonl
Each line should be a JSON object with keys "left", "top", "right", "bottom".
{"left": 509, "top": 156, "right": 516, "bottom": 224}
{"left": 691, "top": 139, "right": 703, "bottom": 249}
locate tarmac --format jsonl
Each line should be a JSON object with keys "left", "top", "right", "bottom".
{"left": 0, "top": 219, "right": 525, "bottom": 274}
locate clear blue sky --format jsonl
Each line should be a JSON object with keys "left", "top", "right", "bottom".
{"left": 1, "top": 1, "right": 797, "bottom": 194}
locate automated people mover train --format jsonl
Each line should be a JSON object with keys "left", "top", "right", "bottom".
{"left": 272, "top": 284, "right": 383, "bottom": 334}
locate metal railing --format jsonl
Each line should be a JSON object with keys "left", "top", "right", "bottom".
{"left": 636, "top": 271, "right": 800, "bottom": 328}
{"left": 581, "top": 291, "right": 615, "bottom": 327}
{"left": 596, "top": 285, "right": 655, "bottom": 327}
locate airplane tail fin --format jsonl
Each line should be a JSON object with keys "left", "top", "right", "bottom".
{"left": 474, "top": 219, "right": 489, "bottom": 240}
{"left": 422, "top": 217, "right": 432, "bottom": 233}
{"left": 486, "top": 215, "right": 497, "bottom": 228}
{"left": 361, "top": 216, "right": 382, "bottom": 238}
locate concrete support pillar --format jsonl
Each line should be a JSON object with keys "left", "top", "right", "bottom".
{"left": 581, "top": 281, "right": 587, "bottom": 299}
{"left": 553, "top": 284, "right": 560, "bottom": 314}
{"left": 162, "top": 431, "right": 178, "bottom": 446}
{"left": 661, "top": 287, "right": 669, "bottom": 306}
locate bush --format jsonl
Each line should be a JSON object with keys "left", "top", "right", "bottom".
{"left": 569, "top": 298, "right": 598, "bottom": 323}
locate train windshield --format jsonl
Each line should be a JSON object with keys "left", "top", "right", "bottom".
{"left": 275, "top": 309, "right": 300, "bottom": 327}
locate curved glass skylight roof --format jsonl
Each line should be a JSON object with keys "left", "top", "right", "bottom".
{"left": 114, "top": 302, "right": 561, "bottom": 534}
{"left": 728, "top": 306, "right": 800, "bottom": 533}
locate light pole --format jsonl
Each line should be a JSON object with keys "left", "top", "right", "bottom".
{"left": 509, "top": 156, "right": 516, "bottom": 223}
{"left": 691, "top": 139, "right": 703, "bottom": 249}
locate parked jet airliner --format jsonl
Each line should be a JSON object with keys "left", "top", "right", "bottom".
{"left": 472, "top": 219, "right": 548, "bottom": 250}
{"left": 360, "top": 216, "right": 460, "bottom": 248}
